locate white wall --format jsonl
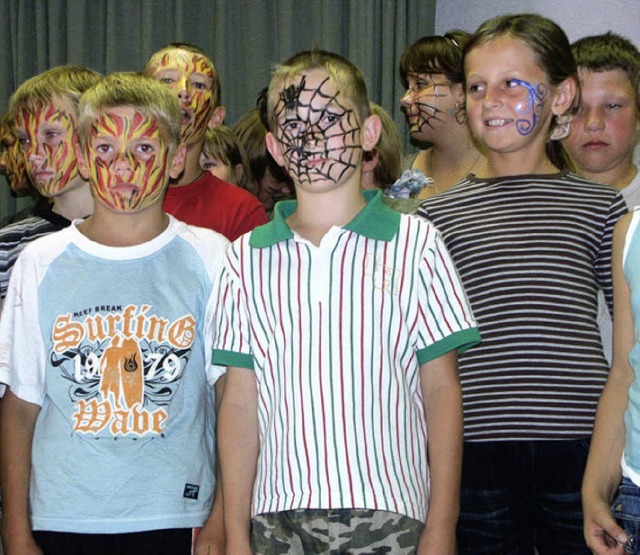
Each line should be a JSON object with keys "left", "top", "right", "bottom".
{"left": 435, "top": 0, "right": 640, "bottom": 46}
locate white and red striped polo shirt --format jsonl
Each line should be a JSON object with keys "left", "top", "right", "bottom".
{"left": 213, "top": 189, "right": 480, "bottom": 522}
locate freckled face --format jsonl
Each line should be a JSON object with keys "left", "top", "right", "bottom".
{"left": 0, "top": 127, "right": 30, "bottom": 195}
{"left": 85, "top": 107, "right": 172, "bottom": 212}
{"left": 465, "top": 37, "right": 555, "bottom": 156}
{"left": 15, "top": 98, "right": 79, "bottom": 197}
{"left": 148, "top": 49, "right": 215, "bottom": 145}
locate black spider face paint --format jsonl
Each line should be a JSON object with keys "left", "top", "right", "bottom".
{"left": 273, "top": 71, "right": 362, "bottom": 187}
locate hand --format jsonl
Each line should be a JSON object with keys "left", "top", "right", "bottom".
{"left": 584, "top": 497, "right": 629, "bottom": 555}
{"left": 194, "top": 527, "right": 225, "bottom": 555}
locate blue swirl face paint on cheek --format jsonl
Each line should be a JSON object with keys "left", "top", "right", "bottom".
{"left": 510, "top": 79, "right": 547, "bottom": 136}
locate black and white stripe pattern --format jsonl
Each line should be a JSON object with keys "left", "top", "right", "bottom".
{"left": 418, "top": 172, "right": 627, "bottom": 441}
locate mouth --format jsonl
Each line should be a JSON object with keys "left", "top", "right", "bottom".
{"left": 32, "top": 170, "right": 54, "bottom": 182}
{"left": 583, "top": 141, "right": 609, "bottom": 149}
{"left": 484, "top": 118, "right": 513, "bottom": 128}
{"left": 181, "top": 107, "right": 193, "bottom": 125}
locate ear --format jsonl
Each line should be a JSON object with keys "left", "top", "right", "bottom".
{"left": 362, "top": 114, "right": 381, "bottom": 153}
{"left": 266, "top": 131, "right": 286, "bottom": 168}
{"left": 73, "top": 137, "right": 91, "bottom": 181}
{"left": 234, "top": 163, "right": 245, "bottom": 183}
{"left": 450, "top": 82, "right": 465, "bottom": 104}
{"left": 208, "top": 106, "right": 226, "bottom": 129}
{"left": 552, "top": 77, "right": 577, "bottom": 117}
{"left": 170, "top": 143, "right": 187, "bottom": 179}
{"left": 361, "top": 149, "right": 379, "bottom": 174}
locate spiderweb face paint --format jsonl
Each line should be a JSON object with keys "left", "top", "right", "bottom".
{"left": 509, "top": 79, "right": 547, "bottom": 136}
{"left": 273, "top": 72, "right": 362, "bottom": 187}
{"left": 402, "top": 73, "right": 451, "bottom": 137}
{"left": 86, "top": 108, "right": 171, "bottom": 212}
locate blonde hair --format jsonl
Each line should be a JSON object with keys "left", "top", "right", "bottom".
{"left": 77, "top": 72, "right": 182, "bottom": 155}
{"left": 202, "top": 125, "right": 253, "bottom": 192}
{"left": 144, "top": 43, "right": 222, "bottom": 108}
{"left": 10, "top": 65, "right": 102, "bottom": 117}
{"left": 266, "top": 49, "right": 370, "bottom": 132}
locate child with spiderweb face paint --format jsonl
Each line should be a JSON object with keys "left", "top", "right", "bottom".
{"left": 398, "top": 30, "right": 485, "bottom": 199}
{"left": 215, "top": 49, "right": 480, "bottom": 555}
{"left": 418, "top": 13, "right": 629, "bottom": 554}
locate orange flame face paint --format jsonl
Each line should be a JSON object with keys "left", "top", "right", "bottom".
{"left": 0, "top": 128, "right": 30, "bottom": 195}
{"left": 148, "top": 49, "right": 215, "bottom": 144}
{"left": 85, "top": 108, "right": 171, "bottom": 212}
{"left": 15, "top": 100, "right": 79, "bottom": 197}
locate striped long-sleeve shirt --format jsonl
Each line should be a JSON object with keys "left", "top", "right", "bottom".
{"left": 418, "top": 171, "right": 628, "bottom": 442}
{"left": 213, "top": 189, "right": 480, "bottom": 522}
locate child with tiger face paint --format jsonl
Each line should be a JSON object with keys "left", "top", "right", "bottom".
{"left": 143, "top": 43, "right": 268, "bottom": 240}
{"left": 0, "top": 72, "right": 229, "bottom": 554}
{"left": 0, "top": 66, "right": 101, "bottom": 303}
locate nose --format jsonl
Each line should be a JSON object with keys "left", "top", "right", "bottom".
{"left": 114, "top": 150, "right": 134, "bottom": 176}
{"left": 481, "top": 86, "right": 502, "bottom": 109}
{"left": 176, "top": 77, "right": 191, "bottom": 103}
{"left": 401, "top": 89, "right": 415, "bottom": 108}
{"left": 27, "top": 141, "right": 46, "bottom": 166}
{"left": 583, "top": 107, "right": 604, "bottom": 131}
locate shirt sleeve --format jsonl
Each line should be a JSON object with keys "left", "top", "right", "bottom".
{"left": 596, "top": 193, "right": 628, "bottom": 317}
{"left": 414, "top": 226, "right": 481, "bottom": 364}
{"left": 229, "top": 199, "right": 268, "bottom": 242}
{"left": 212, "top": 240, "right": 255, "bottom": 369}
{"left": 0, "top": 249, "right": 46, "bottom": 403}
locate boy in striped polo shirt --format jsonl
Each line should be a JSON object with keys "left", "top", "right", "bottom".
{"left": 214, "top": 50, "right": 481, "bottom": 554}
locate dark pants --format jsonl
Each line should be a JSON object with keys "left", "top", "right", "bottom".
{"left": 457, "top": 439, "right": 591, "bottom": 555}
{"left": 33, "top": 528, "right": 193, "bottom": 555}
{"left": 612, "top": 477, "right": 640, "bottom": 554}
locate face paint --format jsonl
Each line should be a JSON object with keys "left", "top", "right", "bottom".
{"left": 149, "top": 50, "right": 215, "bottom": 144}
{"left": 509, "top": 79, "right": 547, "bottom": 136}
{"left": 15, "top": 100, "right": 79, "bottom": 197}
{"left": 0, "top": 129, "right": 30, "bottom": 195}
{"left": 274, "top": 72, "right": 362, "bottom": 187}
{"left": 86, "top": 108, "right": 171, "bottom": 212}
{"left": 401, "top": 73, "right": 451, "bottom": 137}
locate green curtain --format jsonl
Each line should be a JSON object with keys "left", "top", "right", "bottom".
{"left": 0, "top": 0, "right": 436, "bottom": 220}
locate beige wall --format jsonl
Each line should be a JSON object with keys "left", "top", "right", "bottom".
{"left": 435, "top": 0, "right": 639, "bottom": 46}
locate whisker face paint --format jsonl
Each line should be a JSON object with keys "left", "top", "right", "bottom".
{"left": 273, "top": 71, "right": 363, "bottom": 187}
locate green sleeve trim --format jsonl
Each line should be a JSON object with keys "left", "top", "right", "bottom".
{"left": 416, "top": 327, "right": 481, "bottom": 364}
{"left": 212, "top": 349, "right": 254, "bottom": 370}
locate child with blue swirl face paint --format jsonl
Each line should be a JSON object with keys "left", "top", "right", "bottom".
{"left": 417, "top": 13, "right": 630, "bottom": 555}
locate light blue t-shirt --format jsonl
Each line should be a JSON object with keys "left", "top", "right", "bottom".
{"left": 0, "top": 216, "right": 228, "bottom": 533}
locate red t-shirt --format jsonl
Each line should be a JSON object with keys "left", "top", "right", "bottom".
{"left": 163, "top": 172, "right": 268, "bottom": 241}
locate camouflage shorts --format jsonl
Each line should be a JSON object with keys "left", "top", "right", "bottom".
{"left": 251, "top": 508, "right": 424, "bottom": 554}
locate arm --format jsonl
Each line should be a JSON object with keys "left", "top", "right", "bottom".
{"left": 0, "top": 389, "right": 43, "bottom": 555}
{"left": 582, "top": 212, "right": 634, "bottom": 554}
{"left": 417, "top": 349, "right": 462, "bottom": 555}
{"left": 218, "top": 366, "right": 259, "bottom": 555}
{"left": 195, "top": 375, "right": 227, "bottom": 555}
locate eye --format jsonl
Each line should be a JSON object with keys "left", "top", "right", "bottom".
{"left": 605, "top": 103, "right": 622, "bottom": 110}
{"left": 505, "top": 79, "right": 521, "bottom": 89}
{"left": 137, "top": 143, "right": 155, "bottom": 154}
{"left": 467, "top": 82, "right": 484, "bottom": 96}
{"left": 160, "top": 77, "right": 175, "bottom": 85}
{"left": 321, "top": 113, "right": 340, "bottom": 128}
{"left": 201, "top": 160, "right": 217, "bottom": 170}
{"left": 191, "top": 81, "right": 208, "bottom": 91}
{"left": 95, "top": 143, "right": 112, "bottom": 154}
{"left": 283, "top": 120, "right": 302, "bottom": 137}
{"left": 44, "top": 130, "right": 60, "bottom": 140}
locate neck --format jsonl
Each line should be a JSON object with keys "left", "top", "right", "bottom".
{"left": 51, "top": 180, "right": 94, "bottom": 220}
{"left": 480, "top": 150, "right": 558, "bottom": 179}
{"left": 581, "top": 162, "right": 637, "bottom": 190}
{"left": 78, "top": 203, "right": 169, "bottom": 247}
{"left": 287, "top": 178, "right": 366, "bottom": 246}
{"left": 170, "top": 140, "right": 204, "bottom": 187}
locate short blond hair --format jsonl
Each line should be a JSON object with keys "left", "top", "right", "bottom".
{"left": 10, "top": 65, "right": 102, "bottom": 117}
{"left": 77, "top": 72, "right": 182, "bottom": 155}
{"left": 266, "top": 49, "right": 370, "bottom": 132}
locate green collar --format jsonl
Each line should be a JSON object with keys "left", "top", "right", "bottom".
{"left": 250, "top": 189, "right": 401, "bottom": 248}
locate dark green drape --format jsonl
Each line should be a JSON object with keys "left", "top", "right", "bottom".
{"left": 0, "top": 0, "right": 436, "bottom": 220}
